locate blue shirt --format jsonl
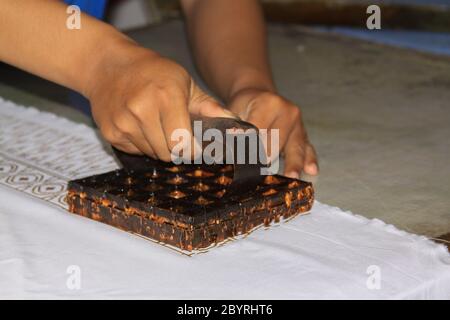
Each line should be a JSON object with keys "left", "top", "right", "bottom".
{"left": 62, "top": 1, "right": 108, "bottom": 116}
{"left": 64, "top": 0, "right": 108, "bottom": 19}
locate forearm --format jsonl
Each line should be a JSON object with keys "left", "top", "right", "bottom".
{"left": 181, "top": 0, "right": 275, "bottom": 103}
{"left": 0, "top": 0, "right": 134, "bottom": 97}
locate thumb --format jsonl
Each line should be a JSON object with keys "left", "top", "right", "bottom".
{"left": 188, "top": 84, "right": 237, "bottom": 119}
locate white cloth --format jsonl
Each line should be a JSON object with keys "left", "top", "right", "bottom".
{"left": 0, "top": 97, "right": 449, "bottom": 299}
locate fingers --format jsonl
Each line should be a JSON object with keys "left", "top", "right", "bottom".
{"left": 303, "top": 142, "right": 319, "bottom": 175}
{"left": 121, "top": 85, "right": 227, "bottom": 163}
{"left": 112, "top": 140, "right": 142, "bottom": 155}
{"left": 140, "top": 117, "right": 172, "bottom": 161}
{"left": 127, "top": 84, "right": 214, "bottom": 162}
{"left": 245, "top": 111, "right": 276, "bottom": 161}
{"left": 109, "top": 111, "right": 157, "bottom": 158}
{"left": 189, "top": 86, "right": 237, "bottom": 119}
{"left": 126, "top": 87, "right": 190, "bottom": 162}
{"left": 283, "top": 124, "right": 319, "bottom": 178}
{"left": 228, "top": 89, "right": 319, "bottom": 178}
{"left": 92, "top": 55, "right": 209, "bottom": 162}
{"left": 243, "top": 97, "right": 301, "bottom": 166}
{"left": 159, "top": 90, "right": 194, "bottom": 161}
{"left": 283, "top": 124, "right": 306, "bottom": 179}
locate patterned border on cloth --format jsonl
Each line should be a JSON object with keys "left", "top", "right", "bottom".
{"left": 0, "top": 97, "right": 119, "bottom": 209}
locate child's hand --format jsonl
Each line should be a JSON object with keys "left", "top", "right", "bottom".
{"left": 86, "top": 43, "right": 232, "bottom": 161}
{"left": 228, "top": 88, "right": 318, "bottom": 178}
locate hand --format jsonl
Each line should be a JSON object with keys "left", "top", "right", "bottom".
{"left": 228, "top": 88, "right": 318, "bottom": 178}
{"left": 86, "top": 42, "right": 232, "bottom": 161}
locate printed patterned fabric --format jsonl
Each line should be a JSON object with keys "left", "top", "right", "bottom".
{"left": 0, "top": 98, "right": 118, "bottom": 208}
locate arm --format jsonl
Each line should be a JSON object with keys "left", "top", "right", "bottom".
{"left": 181, "top": 0, "right": 318, "bottom": 177}
{"left": 181, "top": 0, "right": 273, "bottom": 101}
{"left": 0, "top": 0, "right": 124, "bottom": 96}
{"left": 0, "top": 0, "right": 231, "bottom": 161}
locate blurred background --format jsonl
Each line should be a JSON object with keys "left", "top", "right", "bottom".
{"left": 109, "top": 0, "right": 450, "bottom": 55}
{"left": 0, "top": 0, "right": 449, "bottom": 242}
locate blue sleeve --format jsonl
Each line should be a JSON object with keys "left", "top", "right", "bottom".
{"left": 64, "top": 0, "right": 108, "bottom": 20}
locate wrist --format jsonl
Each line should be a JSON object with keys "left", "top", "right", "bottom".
{"left": 226, "top": 67, "right": 275, "bottom": 103}
{"left": 79, "top": 29, "right": 158, "bottom": 99}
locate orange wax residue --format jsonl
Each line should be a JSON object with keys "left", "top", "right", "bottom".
{"left": 147, "top": 196, "right": 157, "bottom": 205}
{"left": 166, "top": 166, "right": 182, "bottom": 173}
{"left": 215, "top": 189, "right": 226, "bottom": 198}
{"left": 194, "top": 196, "right": 213, "bottom": 205}
{"left": 264, "top": 175, "right": 281, "bottom": 185}
{"left": 101, "top": 198, "right": 111, "bottom": 207}
{"left": 187, "top": 169, "right": 214, "bottom": 178}
{"left": 191, "top": 182, "right": 210, "bottom": 192}
{"left": 284, "top": 192, "right": 292, "bottom": 208}
{"left": 168, "top": 190, "right": 187, "bottom": 199}
{"left": 296, "top": 189, "right": 304, "bottom": 200}
{"left": 215, "top": 175, "right": 232, "bottom": 185}
{"left": 92, "top": 213, "right": 102, "bottom": 221}
{"left": 288, "top": 181, "right": 300, "bottom": 189}
{"left": 262, "top": 188, "right": 277, "bottom": 196}
{"left": 166, "top": 175, "right": 187, "bottom": 185}
{"left": 124, "top": 206, "right": 134, "bottom": 215}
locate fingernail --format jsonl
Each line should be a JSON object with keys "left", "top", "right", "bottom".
{"left": 305, "top": 163, "right": 319, "bottom": 175}
{"left": 285, "top": 171, "right": 300, "bottom": 179}
{"left": 222, "top": 108, "right": 240, "bottom": 119}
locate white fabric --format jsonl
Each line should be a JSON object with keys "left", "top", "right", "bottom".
{"left": 0, "top": 97, "right": 449, "bottom": 299}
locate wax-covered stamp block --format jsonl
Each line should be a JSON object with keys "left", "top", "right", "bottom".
{"left": 67, "top": 161, "right": 314, "bottom": 252}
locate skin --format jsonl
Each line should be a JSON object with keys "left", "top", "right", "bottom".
{"left": 0, "top": 0, "right": 318, "bottom": 178}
